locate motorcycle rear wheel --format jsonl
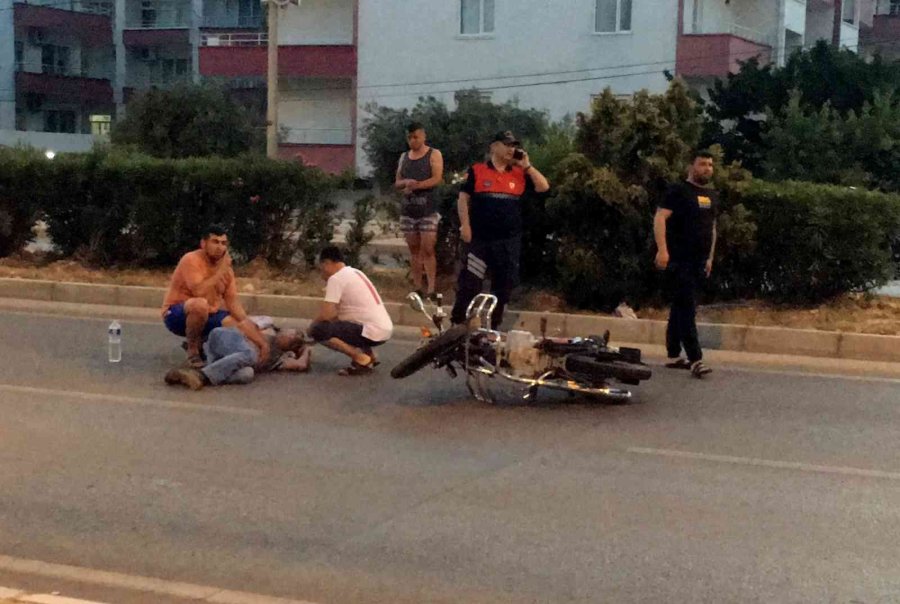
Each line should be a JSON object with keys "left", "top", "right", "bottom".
{"left": 564, "top": 355, "right": 652, "bottom": 384}
{"left": 391, "top": 324, "right": 471, "bottom": 379}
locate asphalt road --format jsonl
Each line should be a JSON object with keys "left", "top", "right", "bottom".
{"left": 1, "top": 311, "right": 900, "bottom": 603}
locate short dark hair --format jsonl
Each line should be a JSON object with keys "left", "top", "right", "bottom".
{"left": 318, "top": 246, "right": 345, "bottom": 264}
{"left": 692, "top": 149, "right": 714, "bottom": 162}
{"left": 202, "top": 224, "right": 227, "bottom": 240}
{"left": 407, "top": 121, "right": 425, "bottom": 134}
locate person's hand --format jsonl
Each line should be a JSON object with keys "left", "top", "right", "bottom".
{"left": 705, "top": 258, "right": 713, "bottom": 278}
{"left": 216, "top": 251, "right": 233, "bottom": 274}
{"left": 515, "top": 150, "right": 531, "bottom": 168}
{"left": 460, "top": 224, "right": 472, "bottom": 243}
{"left": 403, "top": 180, "right": 416, "bottom": 195}
{"left": 655, "top": 249, "right": 669, "bottom": 270}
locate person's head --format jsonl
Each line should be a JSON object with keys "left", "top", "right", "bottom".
{"left": 274, "top": 328, "right": 306, "bottom": 356}
{"left": 688, "top": 150, "right": 715, "bottom": 185}
{"left": 200, "top": 224, "right": 229, "bottom": 261}
{"left": 318, "top": 245, "right": 346, "bottom": 279}
{"left": 489, "top": 130, "right": 519, "bottom": 164}
{"left": 406, "top": 122, "right": 426, "bottom": 152}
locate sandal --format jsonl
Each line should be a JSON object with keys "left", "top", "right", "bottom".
{"left": 338, "top": 360, "right": 375, "bottom": 376}
{"left": 665, "top": 358, "right": 692, "bottom": 370}
{"left": 691, "top": 361, "right": 712, "bottom": 378}
{"left": 186, "top": 354, "right": 206, "bottom": 369}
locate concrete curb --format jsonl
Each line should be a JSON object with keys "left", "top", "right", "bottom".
{"left": 1, "top": 277, "right": 898, "bottom": 363}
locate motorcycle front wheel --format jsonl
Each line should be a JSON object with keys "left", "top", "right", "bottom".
{"left": 391, "top": 324, "right": 471, "bottom": 379}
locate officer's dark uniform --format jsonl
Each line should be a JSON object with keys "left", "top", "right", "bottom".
{"left": 451, "top": 149, "right": 535, "bottom": 329}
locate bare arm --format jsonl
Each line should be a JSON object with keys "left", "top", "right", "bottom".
{"left": 233, "top": 319, "right": 270, "bottom": 367}
{"left": 223, "top": 277, "right": 248, "bottom": 323}
{"left": 457, "top": 191, "right": 472, "bottom": 243}
{"left": 518, "top": 152, "right": 550, "bottom": 193}
{"left": 315, "top": 301, "right": 339, "bottom": 323}
{"left": 654, "top": 208, "right": 672, "bottom": 269}
{"left": 709, "top": 221, "right": 717, "bottom": 261}
{"left": 394, "top": 155, "right": 410, "bottom": 190}
{"left": 409, "top": 149, "right": 445, "bottom": 191}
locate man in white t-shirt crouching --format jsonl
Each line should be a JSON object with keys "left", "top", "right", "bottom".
{"left": 309, "top": 246, "right": 394, "bottom": 376}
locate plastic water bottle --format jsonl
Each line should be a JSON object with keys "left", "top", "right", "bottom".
{"left": 108, "top": 320, "right": 122, "bottom": 363}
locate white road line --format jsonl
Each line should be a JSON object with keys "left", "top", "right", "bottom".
{"left": 627, "top": 446, "right": 900, "bottom": 481}
{"left": 18, "top": 593, "right": 107, "bottom": 604}
{"left": 0, "top": 557, "right": 320, "bottom": 604}
{"left": 717, "top": 365, "right": 900, "bottom": 385}
{"left": 0, "top": 384, "right": 263, "bottom": 417}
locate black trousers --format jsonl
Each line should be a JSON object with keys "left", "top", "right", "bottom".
{"left": 451, "top": 236, "right": 521, "bottom": 330}
{"left": 665, "top": 261, "right": 705, "bottom": 363}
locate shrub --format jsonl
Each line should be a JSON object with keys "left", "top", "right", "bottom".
{"left": 0, "top": 147, "right": 55, "bottom": 257}
{"left": 17, "top": 150, "right": 338, "bottom": 267}
{"left": 730, "top": 180, "right": 900, "bottom": 303}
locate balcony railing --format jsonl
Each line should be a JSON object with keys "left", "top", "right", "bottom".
{"left": 282, "top": 127, "right": 352, "bottom": 146}
{"left": 201, "top": 32, "right": 267, "bottom": 46}
{"left": 14, "top": 0, "right": 112, "bottom": 16}
{"left": 202, "top": 14, "right": 262, "bottom": 28}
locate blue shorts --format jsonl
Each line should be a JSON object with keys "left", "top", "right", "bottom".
{"left": 163, "top": 303, "right": 230, "bottom": 338}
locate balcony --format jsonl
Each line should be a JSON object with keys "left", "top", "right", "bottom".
{"left": 199, "top": 33, "right": 356, "bottom": 78}
{"left": 676, "top": 33, "right": 772, "bottom": 78}
{"left": 16, "top": 71, "right": 114, "bottom": 105}
{"left": 201, "top": 14, "right": 263, "bottom": 29}
{"left": 863, "top": 6, "right": 900, "bottom": 57}
{"left": 14, "top": 2, "right": 112, "bottom": 46}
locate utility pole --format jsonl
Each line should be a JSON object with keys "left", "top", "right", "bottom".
{"left": 832, "top": 0, "right": 844, "bottom": 48}
{"left": 266, "top": 0, "right": 280, "bottom": 159}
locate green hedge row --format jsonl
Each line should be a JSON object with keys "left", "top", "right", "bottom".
{"left": 0, "top": 148, "right": 337, "bottom": 267}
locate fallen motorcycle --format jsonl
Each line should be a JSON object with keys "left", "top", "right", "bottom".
{"left": 391, "top": 293, "right": 652, "bottom": 403}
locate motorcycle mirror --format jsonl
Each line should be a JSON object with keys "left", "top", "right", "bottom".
{"left": 407, "top": 292, "right": 426, "bottom": 314}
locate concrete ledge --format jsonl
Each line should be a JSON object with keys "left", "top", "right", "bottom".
{"left": 1, "top": 278, "right": 899, "bottom": 364}
{"left": 744, "top": 325, "right": 842, "bottom": 358}
{"left": 0, "top": 278, "right": 55, "bottom": 301}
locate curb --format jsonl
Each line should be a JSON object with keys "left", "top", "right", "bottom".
{"left": 1, "top": 277, "right": 898, "bottom": 363}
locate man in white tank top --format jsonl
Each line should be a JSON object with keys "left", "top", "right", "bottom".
{"left": 309, "top": 246, "right": 394, "bottom": 376}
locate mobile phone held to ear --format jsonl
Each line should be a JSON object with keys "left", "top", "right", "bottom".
{"left": 513, "top": 148, "right": 525, "bottom": 160}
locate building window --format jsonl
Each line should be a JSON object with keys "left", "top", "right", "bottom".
{"left": 238, "top": 0, "right": 261, "bottom": 27}
{"left": 460, "top": 0, "right": 494, "bottom": 35}
{"left": 45, "top": 110, "right": 77, "bottom": 134}
{"left": 41, "top": 45, "right": 72, "bottom": 76}
{"left": 14, "top": 42, "right": 23, "bottom": 71}
{"left": 90, "top": 114, "right": 112, "bottom": 136}
{"left": 596, "top": 0, "right": 632, "bottom": 33}
{"left": 842, "top": 0, "right": 856, "bottom": 23}
{"left": 892, "top": 0, "right": 900, "bottom": 16}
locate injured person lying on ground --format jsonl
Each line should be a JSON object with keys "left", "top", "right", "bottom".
{"left": 165, "top": 319, "right": 310, "bottom": 390}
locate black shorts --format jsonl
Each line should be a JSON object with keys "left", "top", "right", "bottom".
{"left": 309, "top": 320, "right": 385, "bottom": 351}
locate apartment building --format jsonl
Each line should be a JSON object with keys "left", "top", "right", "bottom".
{"left": 861, "top": 0, "right": 900, "bottom": 59}
{"left": 0, "top": 0, "right": 876, "bottom": 173}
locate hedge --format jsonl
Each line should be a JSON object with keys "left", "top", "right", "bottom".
{"left": 0, "top": 148, "right": 337, "bottom": 267}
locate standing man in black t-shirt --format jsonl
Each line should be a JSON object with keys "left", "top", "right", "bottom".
{"left": 654, "top": 150, "right": 718, "bottom": 378}
{"left": 450, "top": 131, "right": 550, "bottom": 329}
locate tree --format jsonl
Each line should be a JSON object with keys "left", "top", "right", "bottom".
{"left": 703, "top": 42, "right": 900, "bottom": 171}
{"left": 361, "top": 89, "right": 550, "bottom": 187}
{"left": 111, "top": 84, "right": 262, "bottom": 159}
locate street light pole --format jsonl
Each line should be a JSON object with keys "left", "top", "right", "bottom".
{"left": 266, "top": 0, "right": 280, "bottom": 159}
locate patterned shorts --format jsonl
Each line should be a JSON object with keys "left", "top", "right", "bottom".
{"left": 400, "top": 213, "right": 441, "bottom": 234}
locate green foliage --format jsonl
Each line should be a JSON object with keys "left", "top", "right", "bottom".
{"left": 704, "top": 42, "right": 900, "bottom": 174}
{"left": 0, "top": 146, "right": 52, "bottom": 257}
{"left": 762, "top": 91, "right": 900, "bottom": 191}
{"left": 343, "top": 195, "right": 377, "bottom": 268}
{"left": 0, "top": 148, "right": 336, "bottom": 267}
{"left": 110, "top": 84, "right": 262, "bottom": 159}
{"left": 732, "top": 180, "right": 900, "bottom": 303}
{"left": 362, "top": 89, "right": 551, "bottom": 187}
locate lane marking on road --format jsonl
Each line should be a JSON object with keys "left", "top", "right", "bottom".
{"left": 627, "top": 446, "right": 900, "bottom": 481}
{"left": 715, "top": 366, "right": 900, "bottom": 385}
{"left": 15, "top": 591, "right": 107, "bottom": 604}
{"left": 0, "top": 384, "right": 264, "bottom": 417}
{"left": 0, "top": 557, "right": 320, "bottom": 604}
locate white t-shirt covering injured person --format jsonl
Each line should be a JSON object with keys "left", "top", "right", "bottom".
{"left": 324, "top": 266, "right": 394, "bottom": 342}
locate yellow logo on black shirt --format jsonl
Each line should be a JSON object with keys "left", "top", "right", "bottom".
{"left": 697, "top": 195, "right": 712, "bottom": 209}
